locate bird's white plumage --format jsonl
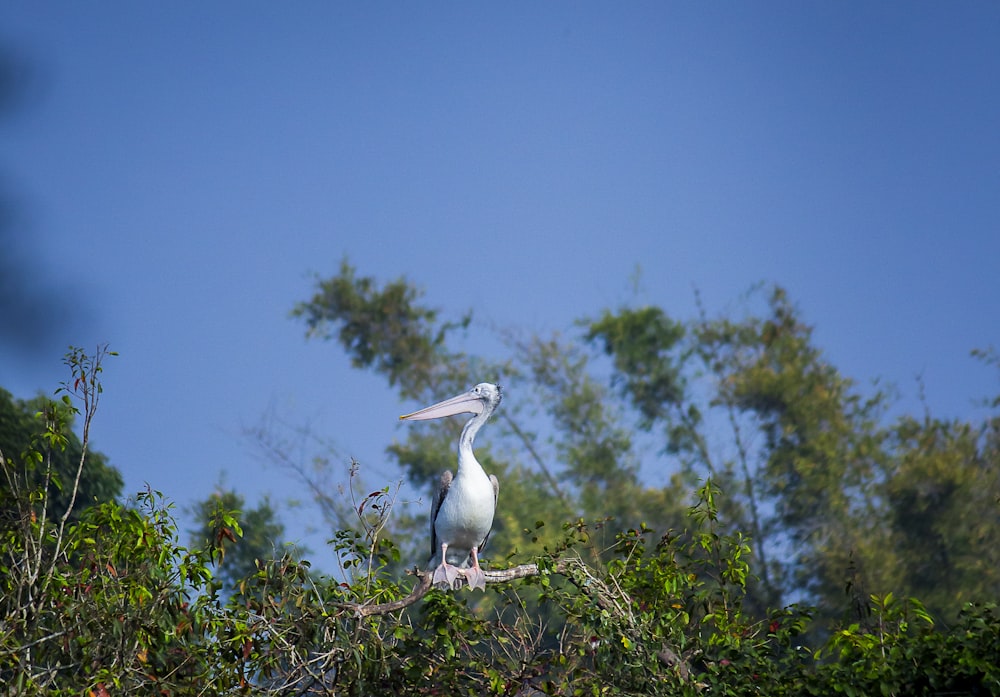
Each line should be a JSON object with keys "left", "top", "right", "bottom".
{"left": 400, "top": 382, "right": 502, "bottom": 590}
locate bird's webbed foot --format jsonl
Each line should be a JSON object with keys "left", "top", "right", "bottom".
{"left": 432, "top": 562, "right": 461, "bottom": 590}
{"left": 462, "top": 565, "right": 487, "bottom": 591}
{"left": 462, "top": 546, "right": 487, "bottom": 591}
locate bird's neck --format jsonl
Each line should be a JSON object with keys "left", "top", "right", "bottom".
{"left": 456, "top": 412, "right": 488, "bottom": 476}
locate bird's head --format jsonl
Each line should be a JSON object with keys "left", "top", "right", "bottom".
{"left": 399, "top": 382, "right": 503, "bottom": 422}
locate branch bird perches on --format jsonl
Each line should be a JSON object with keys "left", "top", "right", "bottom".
{"left": 333, "top": 559, "right": 694, "bottom": 680}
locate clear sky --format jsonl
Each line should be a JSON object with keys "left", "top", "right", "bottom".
{"left": 2, "top": 3, "right": 998, "bottom": 570}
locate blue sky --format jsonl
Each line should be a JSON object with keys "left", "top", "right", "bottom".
{"left": 2, "top": 3, "right": 998, "bottom": 570}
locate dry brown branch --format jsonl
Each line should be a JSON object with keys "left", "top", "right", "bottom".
{"left": 337, "top": 562, "right": 556, "bottom": 618}
{"left": 336, "top": 558, "right": 609, "bottom": 617}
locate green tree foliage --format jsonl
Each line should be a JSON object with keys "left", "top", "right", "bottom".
{"left": 884, "top": 413, "right": 1000, "bottom": 609}
{"left": 3, "top": 344, "right": 1000, "bottom": 695}
{"left": 292, "top": 258, "right": 472, "bottom": 399}
{"left": 0, "top": 387, "right": 122, "bottom": 522}
{"left": 189, "top": 489, "right": 294, "bottom": 591}
{"left": 293, "top": 263, "right": 1000, "bottom": 630}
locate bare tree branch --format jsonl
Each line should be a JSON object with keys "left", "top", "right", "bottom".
{"left": 338, "top": 562, "right": 560, "bottom": 617}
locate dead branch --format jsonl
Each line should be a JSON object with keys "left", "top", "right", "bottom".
{"left": 338, "top": 558, "right": 607, "bottom": 617}
{"left": 337, "top": 562, "right": 554, "bottom": 618}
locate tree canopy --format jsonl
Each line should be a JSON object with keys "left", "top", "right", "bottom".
{"left": 2, "top": 270, "right": 999, "bottom": 695}
{"left": 188, "top": 489, "right": 295, "bottom": 592}
{"left": 293, "top": 262, "right": 1000, "bottom": 627}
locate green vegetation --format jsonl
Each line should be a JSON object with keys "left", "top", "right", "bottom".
{"left": 2, "top": 265, "right": 999, "bottom": 695}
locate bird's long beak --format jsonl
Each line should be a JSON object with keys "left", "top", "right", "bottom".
{"left": 399, "top": 389, "right": 485, "bottom": 421}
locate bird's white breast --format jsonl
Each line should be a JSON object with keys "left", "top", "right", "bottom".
{"left": 435, "top": 467, "right": 495, "bottom": 561}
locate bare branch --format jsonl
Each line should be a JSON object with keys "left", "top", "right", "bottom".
{"left": 499, "top": 412, "right": 572, "bottom": 510}
{"left": 337, "top": 562, "right": 557, "bottom": 617}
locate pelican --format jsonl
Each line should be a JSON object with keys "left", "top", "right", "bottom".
{"left": 400, "top": 383, "right": 502, "bottom": 591}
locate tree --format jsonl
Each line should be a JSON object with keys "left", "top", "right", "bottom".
{"left": 883, "top": 412, "right": 1000, "bottom": 616}
{"left": 292, "top": 261, "right": 1000, "bottom": 632}
{"left": 0, "top": 386, "right": 122, "bottom": 522}
{"left": 587, "top": 288, "right": 900, "bottom": 619}
{"left": 189, "top": 489, "right": 296, "bottom": 590}
{"left": 3, "top": 335, "right": 1000, "bottom": 695}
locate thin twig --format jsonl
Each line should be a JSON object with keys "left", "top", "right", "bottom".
{"left": 499, "top": 412, "right": 572, "bottom": 510}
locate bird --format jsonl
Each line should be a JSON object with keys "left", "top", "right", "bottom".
{"left": 399, "top": 383, "right": 502, "bottom": 591}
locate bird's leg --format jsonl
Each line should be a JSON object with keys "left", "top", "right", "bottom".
{"left": 431, "top": 543, "right": 461, "bottom": 589}
{"left": 463, "top": 546, "right": 487, "bottom": 591}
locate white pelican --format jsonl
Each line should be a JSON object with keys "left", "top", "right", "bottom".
{"left": 400, "top": 383, "right": 501, "bottom": 591}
